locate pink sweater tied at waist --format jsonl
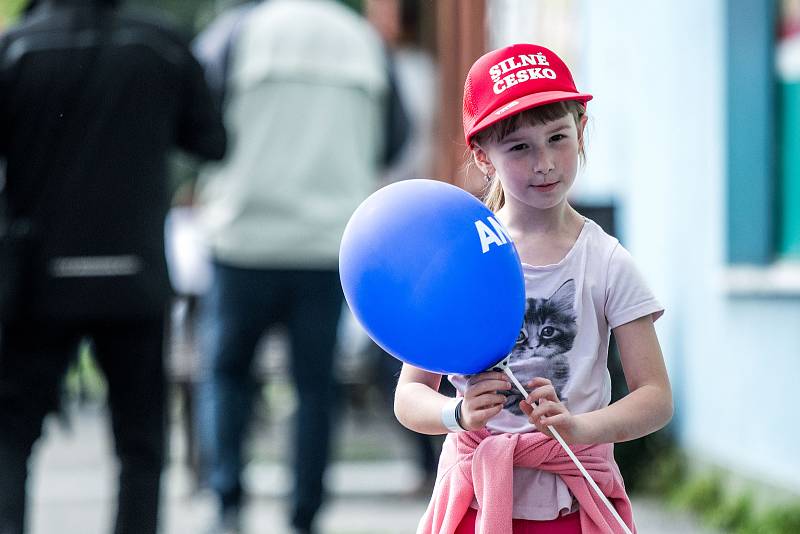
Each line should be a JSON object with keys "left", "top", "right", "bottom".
{"left": 417, "top": 429, "right": 636, "bottom": 534}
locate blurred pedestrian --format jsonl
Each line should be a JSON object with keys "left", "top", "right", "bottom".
{"left": 0, "top": 0, "right": 226, "bottom": 532}
{"left": 192, "top": 1, "right": 406, "bottom": 533}
{"left": 365, "top": 0, "right": 436, "bottom": 186}
{"left": 364, "top": 0, "right": 444, "bottom": 493}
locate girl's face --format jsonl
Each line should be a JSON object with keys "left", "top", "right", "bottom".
{"left": 474, "top": 113, "right": 586, "bottom": 212}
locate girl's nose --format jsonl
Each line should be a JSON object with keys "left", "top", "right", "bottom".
{"left": 534, "top": 160, "right": 554, "bottom": 175}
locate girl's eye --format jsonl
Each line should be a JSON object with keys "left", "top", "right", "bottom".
{"left": 509, "top": 143, "right": 528, "bottom": 152}
{"left": 549, "top": 134, "right": 566, "bottom": 143}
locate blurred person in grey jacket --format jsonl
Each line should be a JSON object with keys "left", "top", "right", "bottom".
{"left": 192, "top": 1, "right": 407, "bottom": 533}
{"left": 364, "top": 0, "right": 445, "bottom": 495}
{"left": 0, "top": 0, "right": 226, "bottom": 533}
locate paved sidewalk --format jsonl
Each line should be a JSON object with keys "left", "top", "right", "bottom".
{"left": 26, "top": 403, "right": 722, "bottom": 534}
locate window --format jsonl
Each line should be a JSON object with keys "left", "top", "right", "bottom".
{"left": 778, "top": 0, "right": 800, "bottom": 258}
{"left": 727, "top": 0, "right": 777, "bottom": 265}
{"left": 726, "top": 0, "right": 800, "bottom": 294}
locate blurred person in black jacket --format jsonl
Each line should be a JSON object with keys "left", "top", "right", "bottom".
{"left": 0, "top": 0, "right": 226, "bottom": 533}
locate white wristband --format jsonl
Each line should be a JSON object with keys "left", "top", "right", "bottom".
{"left": 441, "top": 397, "right": 466, "bottom": 433}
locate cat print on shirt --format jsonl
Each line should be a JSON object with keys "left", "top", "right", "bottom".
{"left": 503, "top": 279, "right": 577, "bottom": 415}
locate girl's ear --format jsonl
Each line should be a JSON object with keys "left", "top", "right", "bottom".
{"left": 577, "top": 114, "right": 588, "bottom": 148}
{"left": 471, "top": 144, "right": 495, "bottom": 177}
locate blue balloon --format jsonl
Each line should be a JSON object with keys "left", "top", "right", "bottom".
{"left": 339, "top": 179, "right": 525, "bottom": 375}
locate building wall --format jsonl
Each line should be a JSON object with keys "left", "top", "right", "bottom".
{"left": 583, "top": 0, "right": 800, "bottom": 493}
{"left": 490, "top": 0, "right": 800, "bottom": 493}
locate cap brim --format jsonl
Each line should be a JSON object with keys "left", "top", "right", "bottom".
{"left": 466, "top": 91, "right": 593, "bottom": 144}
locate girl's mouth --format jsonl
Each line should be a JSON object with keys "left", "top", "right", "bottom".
{"left": 533, "top": 182, "right": 558, "bottom": 192}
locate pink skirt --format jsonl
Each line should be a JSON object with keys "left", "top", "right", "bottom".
{"left": 454, "top": 507, "right": 582, "bottom": 534}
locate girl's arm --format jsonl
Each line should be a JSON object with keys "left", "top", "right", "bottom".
{"left": 522, "top": 315, "right": 673, "bottom": 444}
{"left": 394, "top": 363, "right": 511, "bottom": 435}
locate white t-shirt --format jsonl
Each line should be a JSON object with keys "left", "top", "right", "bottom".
{"left": 449, "top": 218, "right": 664, "bottom": 520}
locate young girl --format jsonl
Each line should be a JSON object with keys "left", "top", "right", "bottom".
{"left": 394, "top": 43, "right": 673, "bottom": 534}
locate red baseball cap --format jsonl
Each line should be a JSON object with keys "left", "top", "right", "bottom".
{"left": 463, "top": 43, "right": 593, "bottom": 145}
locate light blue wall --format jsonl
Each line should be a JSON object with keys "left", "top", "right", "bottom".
{"left": 690, "top": 300, "right": 800, "bottom": 489}
{"left": 575, "top": 0, "right": 800, "bottom": 492}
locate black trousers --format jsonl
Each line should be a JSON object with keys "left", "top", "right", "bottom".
{"left": 196, "top": 264, "right": 343, "bottom": 531}
{"left": 0, "top": 317, "right": 166, "bottom": 534}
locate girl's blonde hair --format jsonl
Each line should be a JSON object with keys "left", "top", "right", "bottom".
{"left": 471, "top": 100, "right": 587, "bottom": 212}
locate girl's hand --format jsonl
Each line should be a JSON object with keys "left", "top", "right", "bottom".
{"left": 460, "top": 372, "right": 511, "bottom": 430}
{"left": 519, "top": 377, "right": 588, "bottom": 444}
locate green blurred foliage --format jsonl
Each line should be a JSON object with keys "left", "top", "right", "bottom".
{"left": 339, "top": 0, "right": 363, "bottom": 13}
{"left": 671, "top": 472, "right": 724, "bottom": 517}
{"left": 640, "top": 448, "right": 800, "bottom": 534}
{"left": 128, "top": 0, "right": 222, "bottom": 34}
{"left": 2, "top": 0, "right": 367, "bottom": 42}
{"left": 0, "top": 0, "right": 28, "bottom": 28}
{"left": 0, "top": 0, "right": 230, "bottom": 34}
{"left": 709, "top": 493, "right": 754, "bottom": 532}
{"left": 128, "top": 0, "right": 364, "bottom": 35}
